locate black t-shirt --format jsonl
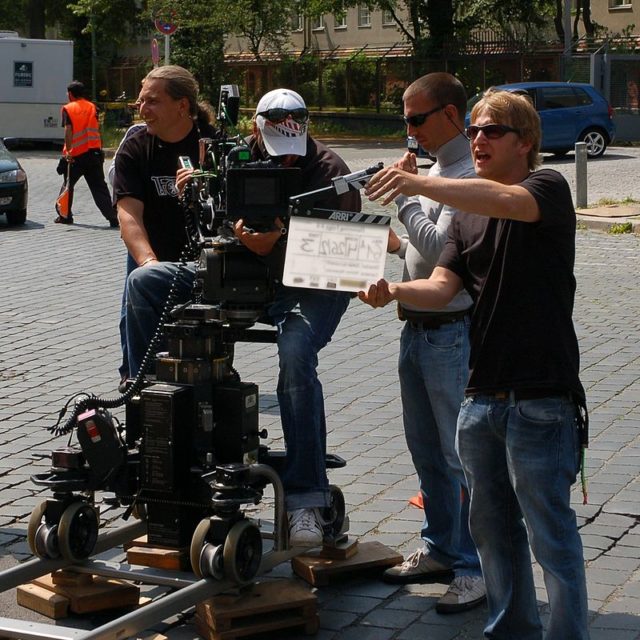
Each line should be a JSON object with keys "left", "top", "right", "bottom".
{"left": 114, "top": 123, "right": 214, "bottom": 261}
{"left": 438, "top": 168, "right": 584, "bottom": 397}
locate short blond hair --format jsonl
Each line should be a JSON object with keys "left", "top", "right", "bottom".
{"left": 471, "top": 88, "right": 542, "bottom": 170}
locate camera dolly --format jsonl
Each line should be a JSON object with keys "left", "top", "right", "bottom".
{"left": 0, "top": 298, "right": 348, "bottom": 640}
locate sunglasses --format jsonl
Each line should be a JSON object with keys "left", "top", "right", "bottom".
{"left": 403, "top": 105, "right": 444, "bottom": 127}
{"left": 466, "top": 124, "right": 520, "bottom": 140}
{"left": 257, "top": 107, "right": 309, "bottom": 124}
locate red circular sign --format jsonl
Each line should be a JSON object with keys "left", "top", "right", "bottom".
{"left": 154, "top": 18, "right": 177, "bottom": 35}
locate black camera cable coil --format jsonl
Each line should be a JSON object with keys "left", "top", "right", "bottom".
{"left": 49, "top": 244, "right": 198, "bottom": 437}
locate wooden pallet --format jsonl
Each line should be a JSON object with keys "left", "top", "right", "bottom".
{"left": 292, "top": 540, "right": 403, "bottom": 587}
{"left": 16, "top": 570, "right": 140, "bottom": 619}
{"left": 195, "top": 580, "right": 318, "bottom": 640}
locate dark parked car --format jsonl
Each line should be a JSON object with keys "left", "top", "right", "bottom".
{"left": 466, "top": 81, "right": 616, "bottom": 159}
{"left": 0, "top": 138, "right": 28, "bottom": 225}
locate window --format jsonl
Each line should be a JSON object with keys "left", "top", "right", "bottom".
{"left": 311, "top": 15, "right": 324, "bottom": 30}
{"left": 382, "top": 9, "right": 395, "bottom": 25}
{"left": 291, "top": 13, "right": 303, "bottom": 31}
{"left": 540, "top": 86, "right": 589, "bottom": 109}
{"left": 334, "top": 13, "right": 347, "bottom": 29}
{"left": 357, "top": 5, "right": 371, "bottom": 27}
{"left": 609, "top": 0, "right": 632, "bottom": 7}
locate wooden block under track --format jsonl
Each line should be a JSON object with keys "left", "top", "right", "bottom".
{"left": 195, "top": 580, "right": 318, "bottom": 640}
{"left": 126, "top": 544, "right": 190, "bottom": 571}
{"left": 51, "top": 569, "right": 94, "bottom": 587}
{"left": 32, "top": 573, "right": 140, "bottom": 614}
{"left": 319, "top": 538, "right": 358, "bottom": 560}
{"left": 16, "top": 583, "right": 69, "bottom": 619}
{"left": 292, "top": 540, "right": 403, "bottom": 587}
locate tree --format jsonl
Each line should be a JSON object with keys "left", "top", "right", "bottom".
{"left": 146, "top": 1, "right": 229, "bottom": 103}
{"left": 574, "top": 0, "right": 595, "bottom": 39}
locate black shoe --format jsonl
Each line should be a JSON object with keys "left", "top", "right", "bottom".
{"left": 108, "top": 218, "right": 119, "bottom": 228}
{"left": 54, "top": 215, "right": 73, "bottom": 224}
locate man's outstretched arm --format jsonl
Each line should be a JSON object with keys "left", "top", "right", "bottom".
{"left": 358, "top": 266, "right": 463, "bottom": 310}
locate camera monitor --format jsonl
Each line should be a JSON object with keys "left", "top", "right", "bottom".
{"left": 226, "top": 167, "right": 302, "bottom": 222}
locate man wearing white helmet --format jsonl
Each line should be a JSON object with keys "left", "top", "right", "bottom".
{"left": 234, "top": 88, "right": 361, "bottom": 547}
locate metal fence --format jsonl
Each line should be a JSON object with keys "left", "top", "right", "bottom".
{"left": 223, "top": 49, "right": 569, "bottom": 114}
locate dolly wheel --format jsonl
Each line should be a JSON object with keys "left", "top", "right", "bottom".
{"left": 58, "top": 501, "right": 99, "bottom": 562}
{"left": 190, "top": 518, "right": 223, "bottom": 580}
{"left": 131, "top": 501, "right": 147, "bottom": 521}
{"left": 223, "top": 520, "right": 262, "bottom": 586}
{"left": 27, "top": 501, "right": 48, "bottom": 556}
{"left": 27, "top": 501, "right": 60, "bottom": 559}
{"left": 325, "top": 485, "right": 346, "bottom": 537}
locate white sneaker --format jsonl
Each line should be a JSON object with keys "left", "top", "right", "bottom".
{"left": 288, "top": 508, "right": 323, "bottom": 548}
{"left": 436, "top": 575, "right": 486, "bottom": 614}
{"left": 383, "top": 547, "right": 452, "bottom": 584}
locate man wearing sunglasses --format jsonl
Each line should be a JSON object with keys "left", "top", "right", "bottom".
{"left": 235, "top": 88, "right": 361, "bottom": 548}
{"left": 379, "top": 73, "right": 484, "bottom": 615}
{"left": 359, "top": 89, "right": 589, "bottom": 640}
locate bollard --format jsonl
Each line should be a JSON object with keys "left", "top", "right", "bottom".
{"left": 575, "top": 142, "right": 588, "bottom": 208}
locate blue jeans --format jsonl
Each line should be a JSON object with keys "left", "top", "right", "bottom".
{"left": 456, "top": 394, "right": 588, "bottom": 640}
{"left": 268, "top": 288, "right": 351, "bottom": 511}
{"left": 126, "top": 262, "right": 195, "bottom": 378}
{"left": 399, "top": 319, "right": 480, "bottom": 578}
{"left": 118, "top": 253, "right": 137, "bottom": 379}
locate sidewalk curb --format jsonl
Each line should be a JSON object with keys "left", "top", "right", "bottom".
{"left": 576, "top": 215, "right": 640, "bottom": 234}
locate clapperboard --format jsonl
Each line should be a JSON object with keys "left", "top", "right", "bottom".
{"left": 283, "top": 208, "right": 390, "bottom": 293}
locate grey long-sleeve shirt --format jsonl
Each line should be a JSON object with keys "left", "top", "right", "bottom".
{"left": 392, "top": 133, "right": 474, "bottom": 314}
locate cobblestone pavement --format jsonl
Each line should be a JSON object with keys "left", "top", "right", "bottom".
{"left": 0, "top": 144, "right": 639, "bottom": 639}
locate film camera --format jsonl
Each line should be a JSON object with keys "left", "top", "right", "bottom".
{"left": 27, "top": 85, "right": 376, "bottom": 584}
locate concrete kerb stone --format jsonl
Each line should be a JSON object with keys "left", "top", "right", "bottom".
{"left": 576, "top": 205, "right": 640, "bottom": 235}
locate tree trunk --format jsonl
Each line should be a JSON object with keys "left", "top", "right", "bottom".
{"left": 582, "top": 0, "right": 595, "bottom": 37}
{"left": 424, "top": 0, "right": 454, "bottom": 58}
{"left": 28, "top": 0, "right": 46, "bottom": 39}
{"left": 573, "top": 0, "right": 582, "bottom": 40}
{"left": 553, "top": 0, "right": 564, "bottom": 43}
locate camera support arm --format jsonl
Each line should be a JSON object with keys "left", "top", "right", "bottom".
{"left": 289, "top": 162, "right": 383, "bottom": 215}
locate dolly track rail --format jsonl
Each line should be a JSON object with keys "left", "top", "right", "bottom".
{"left": 0, "top": 544, "right": 301, "bottom": 640}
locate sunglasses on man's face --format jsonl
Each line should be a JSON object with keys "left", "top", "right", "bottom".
{"left": 403, "top": 105, "right": 444, "bottom": 127}
{"left": 257, "top": 107, "right": 309, "bottom": 124}
{"left": 466, "top": 123, "right": 520, "bottom": 140}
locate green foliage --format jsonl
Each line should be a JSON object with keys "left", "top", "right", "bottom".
{"left": 608, "top": 222, "right": 633, "bottom": 235}
{"left": 0, "top": 0, "right": 28, "bottom": 33}
{"left": 322, "top": 55, "right": 377, "bottom": 108}
{"left": 594, "top": 196, "right": 640, "bottom": 206}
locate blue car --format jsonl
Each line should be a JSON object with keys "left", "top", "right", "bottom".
{"left": 466, "top": 82, "right": 616, "bottom": 159}
{"left": 0, "top": 138, "right": 28, "bottom": 225}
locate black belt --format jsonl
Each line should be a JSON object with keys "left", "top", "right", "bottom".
{"left": 404, "top": 309, "right": 469, "bottom": 330}
{"left": 468, "top": 389, "right": 572, "bottom": 402}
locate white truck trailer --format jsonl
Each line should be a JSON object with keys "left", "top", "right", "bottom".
{"left": 0, "top": 34, "right": 73, "bottom": 145}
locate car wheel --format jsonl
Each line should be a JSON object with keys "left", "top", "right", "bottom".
{"left": 580, "top": 129, "right": 608, "bottom": 158}
{"left": 6, "top": 209, "right": 26, "bottom": 225}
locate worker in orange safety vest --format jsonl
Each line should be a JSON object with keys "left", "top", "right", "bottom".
{"left": 55, "top": 80, "right": 119, "bottom": 227}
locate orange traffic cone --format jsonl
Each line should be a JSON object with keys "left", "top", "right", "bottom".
{"left": 55, "top": 161, "right": 71, "bottom": 219}
{"left": 409, "top": 493, "right": 424, "bottom": 509}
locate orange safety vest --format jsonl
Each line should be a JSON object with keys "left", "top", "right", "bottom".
{"left": 62, "top": 99, "right": 102, "bottom": 157}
